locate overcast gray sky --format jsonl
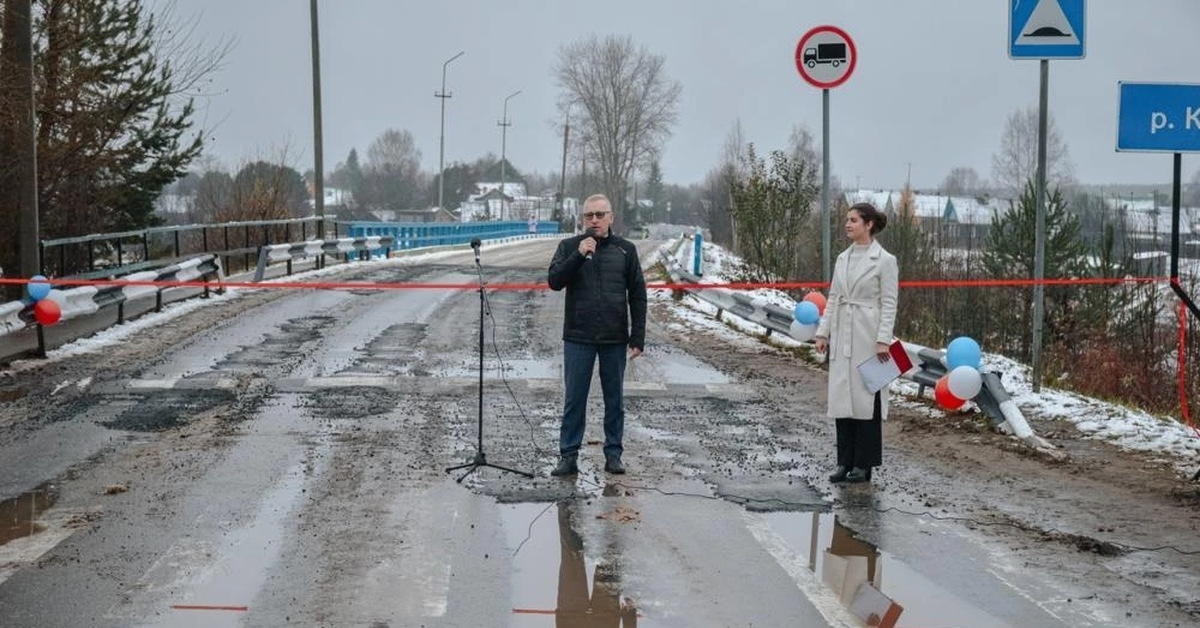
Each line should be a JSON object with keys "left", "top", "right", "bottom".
{"left": 165, "top": 0, "right": 1200, "bottom": 190}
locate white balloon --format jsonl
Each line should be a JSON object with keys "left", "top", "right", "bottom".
{"left": 789, "top": 320, "right": 817, "bottom": 342}
{"left": 946, "top": 365, "right": 983, "bottom": 399}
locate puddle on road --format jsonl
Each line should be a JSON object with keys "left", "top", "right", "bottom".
{"left": 763, "top": 511, "right": 1016, "bottom": 628}
{"left": 498, "top": 498, "right": 1012, "bottom": 627}
{"left": 501, "top": 500, "right": 656, "bottom": 627}
{"left": 626, "top": 347, "right": 730, "bottom": 385}
{"left": 0, "top": 482, "right": 58, "bottom": 545}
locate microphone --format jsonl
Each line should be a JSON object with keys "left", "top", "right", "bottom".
{"left": 470, "top": 237, "right": 481, "bottom": 261}
{"left": 583, "top": 229, "right": 594, "bottom": 260}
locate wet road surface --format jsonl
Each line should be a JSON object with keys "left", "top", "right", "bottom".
{"left": 0, "top": 238, "right": 1192, "bottom": 627}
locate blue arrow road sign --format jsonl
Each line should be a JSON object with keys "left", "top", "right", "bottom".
{"left": 1010, "top": 0, "right": 1085, "bottom": 59}
{"left": 1117, "top": 83, "right": 1200, "bottom": 153}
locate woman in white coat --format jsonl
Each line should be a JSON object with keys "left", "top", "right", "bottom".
{"left": 814, "top": 202, "right": 899, "bottom": 484}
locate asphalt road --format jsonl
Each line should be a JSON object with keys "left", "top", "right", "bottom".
{"left": 0, "top": 237, "right": 1194, "bottom": 627}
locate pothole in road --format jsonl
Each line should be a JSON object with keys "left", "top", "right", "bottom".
{"left": 302, "top": 387, "right": 401, "bottom": 420}
{"left": 0, "top": 482, "right": 58, "bottom": 545}
{"left": 99, "top": 390, "right": 235, "bottom": 431}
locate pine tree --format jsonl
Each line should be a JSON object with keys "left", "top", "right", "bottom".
{"left": 31, "top": 0, "right": 205, "bottom": 239}
{"left": 645, "top": 160, "right": 665, "bottom": 222}
{"left": 329, "top": 149, "right": 363, "bottom": 206}
{"left": 983, "top": 181, "right": 1087, "bottom": 360}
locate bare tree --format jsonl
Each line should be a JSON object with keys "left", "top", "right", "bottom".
{"left": 701, "top": 122, "right": 745, "bottom": 247}
{"left": 941, "top": 166, "right": 985, "bottom": 197}
{"left": 366, "top": 128, "right": 421, "bottom": 172}
{"left": 363, "top": 128, "right": 424, "bottom": 210}
{"left": 554, "top": 34, "right": 681, "bottom": 233}
{"left": 991, "top": 106, "right": 1075, "bottom": 198}
{"left": 185, "top": 143, "right": 308, "bottom": 223}
{"left": 787, "top": 124, "right": 819, "bottom": 170}
{"left": 1187, "top": 166, "right": 1200, "bottom": 208}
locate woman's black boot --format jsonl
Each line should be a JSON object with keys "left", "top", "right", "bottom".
{"left": 845, "top": 467, "right": 870, "bottom": 483}
{"left": 828, "top": 466, "right": 849, "bottom": 483}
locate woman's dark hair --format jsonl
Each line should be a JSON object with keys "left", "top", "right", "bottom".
{"left": 849, "top": 202, "right": 887, "bottom": 235}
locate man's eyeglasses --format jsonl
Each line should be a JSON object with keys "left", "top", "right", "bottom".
{"left": 582, "top": 211, "right": 610, "bottom": 220}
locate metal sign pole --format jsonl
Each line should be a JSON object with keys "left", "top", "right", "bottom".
{"left": 822, "top": 88, "right": 832, "bottom": 283}
{"left": 794, "top": 25, "right": 856, "bottom": 284}
{"left": 1032, "top": 60, "right": 1049, "bottom": 392}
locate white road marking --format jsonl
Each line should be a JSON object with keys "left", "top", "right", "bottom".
{"left": 742, "top": 510, "right": 863, "bottom": 628}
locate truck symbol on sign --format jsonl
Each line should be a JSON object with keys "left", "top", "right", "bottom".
{"left": 803, "top": 43, "right": 847, "bottom": 68}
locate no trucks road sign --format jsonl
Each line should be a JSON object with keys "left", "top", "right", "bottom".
{"left": 795, "top": 25, "right": 857, "bottom": 89}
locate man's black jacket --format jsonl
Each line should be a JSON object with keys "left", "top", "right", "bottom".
{"left": 547, "top": 232, "right": 647, "bottom": 350}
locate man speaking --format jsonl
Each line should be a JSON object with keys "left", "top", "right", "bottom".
{"left": 547, "top": 194, "right": 647, "bottom": 477}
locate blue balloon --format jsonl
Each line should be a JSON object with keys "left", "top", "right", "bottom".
{"left": 794, "top": 300, "right": 820, "bottom": 325}
{"left": 27, "top": 275, "right": 51, "bottom": 301}
{"left": 946, "top": 336, "right": 981, "bottom": 370}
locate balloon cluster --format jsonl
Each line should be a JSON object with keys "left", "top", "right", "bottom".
{"left": 934, "top": 336, "right": 982, "bottom": 410}
{"left": 26, "top": 275, "right": 62, "bottom": 326}
{"left": 789, "top": 291, "right": 826, "bottom": 342}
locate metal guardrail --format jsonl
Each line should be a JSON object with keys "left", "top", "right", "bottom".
{"left": 1, "top": 254, "right": 225, "bottom": 357}
{"left": 38, "top": 218, "right": 563, "bottom": 280}
{"left": 657, "top": 237, "right": 1053, "bottom": 451}
{"left": 40, "top": 217, "right": 329, "bottom": 279}
{"left": 254, "top": 236, "right": 395, "bottom": 282}
{"left": 345, "top": 220, "right": 559, "bottom": 250}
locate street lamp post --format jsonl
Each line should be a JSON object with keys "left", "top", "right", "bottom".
{"left": 435, "top": 51, "right": 464, "bottom": 213}
{"left": 498, "top": 90, "right": 521, "bottom": 221}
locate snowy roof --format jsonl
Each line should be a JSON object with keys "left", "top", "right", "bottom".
{"left": 1119, "top": 206, "right": 1200, "bottom": 236}
{"left": 846, "top": 189, "right": 1008, "bottom": 225}
{"left": 845, "top": 190, "right": 893, "bottom": 211}
{"left": 945, "top": 196, "right": 1007, "bottom": 225}
{"left": 474, "top": 182, "right": 526, "bottom": 198}
{"left": 1104, "top": 197, "right": 1159, "bottom": 212}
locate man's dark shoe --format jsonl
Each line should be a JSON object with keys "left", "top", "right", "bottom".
{"left": 845, "top": 467, "right": 870, "bottom": 483}
{"left": 604, "top": 455, "right": 626, "bottom": 474}
{"left": 551, "top": 455, "right": 579, "bottom": 477}
{"left": 828, "top": 466, "right": 849, "bottom": 483}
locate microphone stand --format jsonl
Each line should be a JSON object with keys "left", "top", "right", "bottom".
{"left": 445, "top": 242, "right": 533, "bottom": 482}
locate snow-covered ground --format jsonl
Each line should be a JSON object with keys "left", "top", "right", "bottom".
{"left": 657, "top": 236, "right": 1200, "bottom": 479}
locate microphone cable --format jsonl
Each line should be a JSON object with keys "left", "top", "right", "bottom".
{"left": 478, "top": 270, "right": 557, "bottom": 459}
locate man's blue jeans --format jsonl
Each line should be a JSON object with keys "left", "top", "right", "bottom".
{"left": 560, "top": 340, "right": 627, "bottom": 459}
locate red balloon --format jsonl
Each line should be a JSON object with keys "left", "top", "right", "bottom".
{"left": 34, "top": 299, "right": 61, "bottom": 326}
{"left": 803, "top": 291, "right": 827, "bottom": 315}
{"left": 934, "top": 375, "right": 966, "bottom": 410}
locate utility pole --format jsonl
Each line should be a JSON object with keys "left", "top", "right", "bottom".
{"left": 558, "top": 105, "right": 571, "bottom": 229}
{"left": 436, "top": 51, "right": 464, "bottom": 212}
{"left": 498, "top": 90, "right": 520, "bottom": 221}
{"left": 13, "top": 0, "right": 39, "bottom": 280}
{"left": 309, "top": 0, "right": 325, "bottom": 239}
